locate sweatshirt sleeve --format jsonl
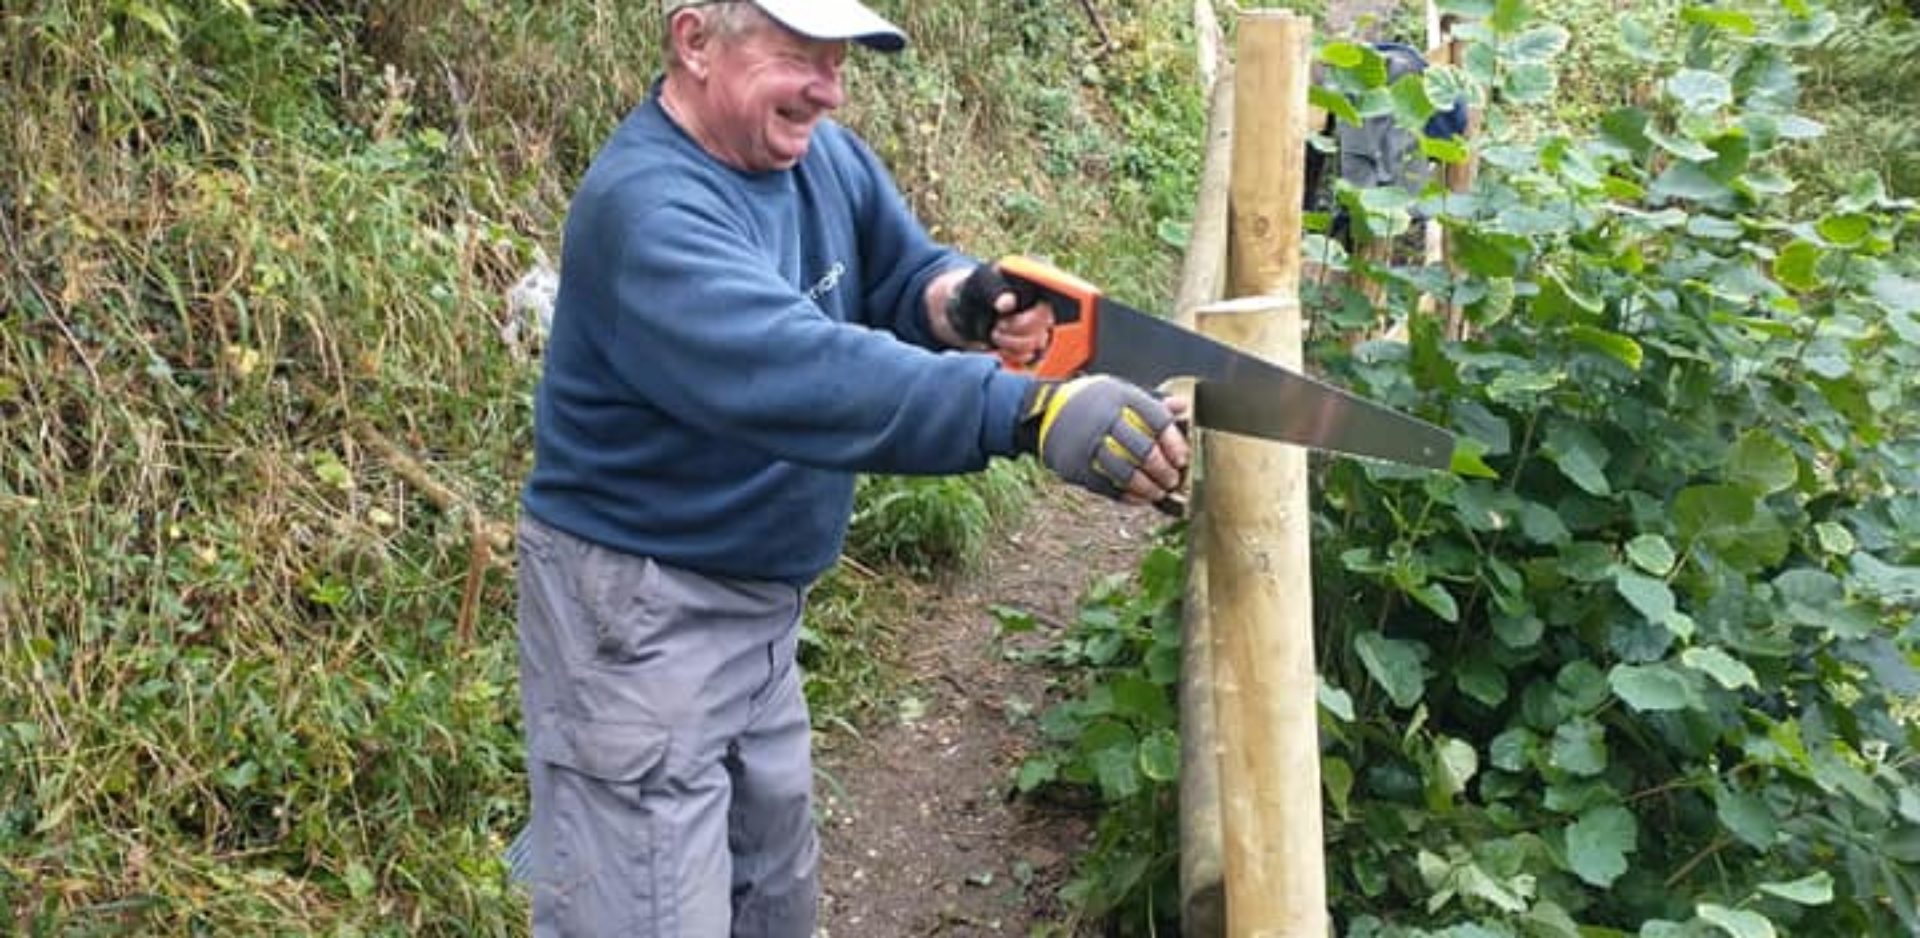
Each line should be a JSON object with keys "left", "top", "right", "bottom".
{"left": 589, "top": 200, "right": 1032, "bottom": 473}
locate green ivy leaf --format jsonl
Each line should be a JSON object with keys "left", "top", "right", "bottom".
{"left": 1310, "top": 85, "right": 1362, "bottom": 128}
{"left": 1355, "top": 631, "right": 1429, "bottom": 709}
{"left": 1842, "top": 635, "right": 1920, "bottom": 697}
{"left": 1812, "top": 521, "right": 1855, "bottom": 555}
{"left": 1138, "top": 729, "right": 1180, "bottom": 783}
{"left": 1487, "top": 368, "right": 1566, "bottom": 404}
{"left": 1409, "top": 581, "right": 1461, "bottom": 623}
{"left": 1543, "top": 423, "right": 1612, "bottom": 496}
{"left": 1697, "top": 903, "right": 1777, "bottom": 938}
{"left": 1503, "top": 63, "right": 1557, "bottom": 103}
{"left": 1494, "top": 614, "right": 1544, "bottom": 649}
{"left": 1626, "top": 534, "right": 1677, "bottom": 575}
{"left": 1686, "top": 215, "right": 1743, "bottom": 240}
{"left": 1457, "top": 658, "right": 1509, "bottom": 707}
{"left": 1507, "top": 24, "right": 1570, "bottom": 62}
{"left": 1319, "top": 679, "right": 1356, "bottom": 722}
{"left": 1016, "top": 756, "right": 1058, "bottom": 793}
{"left": 1489, "top": 0, "right": 1529, "bottom": 34}
{"left": 1815, "top": 212, "right": 1872, "bottom": 246}
{"left": 1680, "top": 646, "right": 1757, "bottom": 690}
{"left": 1520, "top": 501, "right": 1572, "bottom": 545}
{"left": 1615, "top": 571, "right": 1676, "bottom": 624}
{"left": 1600, "top": 107, "right": 1655, "bottom": 160}
{"left": 1558, "top": 660, "right": 1611, "bottom": 711}
{"left": 1319, "top": 40, "right": 1368, "bottom": 68}
{"left": 1421, "top": 134, "right": 1471, "bottom": 165}
{"left": 1081, "top": 721, "right": 1141, "bottom": 801}
{"left": 1491, "top": 727, "right": 1538, "bottom": 772}
{"left": 1772, "top": 241, "right": 1824, "bottom": 292}
{"left": 1652, "top": 163, "right": 1734, "bottom": 202}
{"left": 1389, "top": 73, "right": 1437, "bottom": 128}
{"left": 1852, "top": 553, "right": 1920, "bottom": 605}
{"left": 1565, "top": 804, "right": 1637, "bottom": 887}
{"left": 1451, "top": 226, "right": 1531, "bottom": 278}
{"left": 1714, "top": 784, "right": 1778, "bottom": 849}
{"left": 1609, "top": 662, "right": 1699, "bottom": 711}
{"left": 1728, "top": 431, "right": 1797, "bottom": 494}
{"left": 1111, "top": 676, "right": 1173, "bottom": 725}
{"left": 1776, "top": 114, "right": 1826, "bottom": 139}
{"left": 1327, "top": 42, "right": 1390, "bottom": 89}
{"left": 1643, "top": 123, "right": 1720, "bottom": 162}
{"left": 1569, "top": 325, "right": 1645, "bottom": 370}
{"left": 1757, "top": 871, "right": 1834, "bottom": 906}
{"left": 1549, "top": 718, "right": 1608, "bottom": 776}
{"left": 1870, "top": 271, "right": 1920, "bottom": 315}
{"left": 1674, "top": 484, "right": 1755, "bottom": 544}
{"left": 1323, "top": 756, "right": 1354, "bottom": 819}
{"left": 1667, "top": 69, "right": 1733, "bottom": 111}
{"left": 1450, "top": 437, "right": 1502, "bottom": 479}
{"left": 1681, "top": 7, "right": 1757, "bottom": 35}
{"left": 1434, "top": 736, "right": 1479, "bottom": 796}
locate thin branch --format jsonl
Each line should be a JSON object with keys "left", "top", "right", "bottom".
{"left": 1078, "top": 0, "right": 1113, "bottom": 49}
{"left": 0, "top": 200, "right": 102, "bottom": 390}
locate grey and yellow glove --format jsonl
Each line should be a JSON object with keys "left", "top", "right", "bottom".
{"left": 1016, "top": 375, "right": 1179, "bottom": 501}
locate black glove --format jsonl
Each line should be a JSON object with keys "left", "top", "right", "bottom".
{"left": 1016, "top": 376, "right": 1176, "bottom": 501}
{"left": 944, "top": 263, "right": 1038, "bottom": 347}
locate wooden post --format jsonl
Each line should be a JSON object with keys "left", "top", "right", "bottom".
{"left": 1439, "top": 14, "right": 1478, "bottom": 341}
{"left": 1227, "top": 13, "right": 1308, "bottom": 301}
{"left": 1206, "top": 10, "right": 1328, "bottom": 937}
{"left": 1176, "top": 62, "right": 1235, "bottom": 938}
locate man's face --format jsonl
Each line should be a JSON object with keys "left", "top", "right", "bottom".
{"left": 699, "top": 15, "right": 848, "bottom": 172}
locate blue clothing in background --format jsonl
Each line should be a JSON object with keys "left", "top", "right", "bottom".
{"left": 523, "top": 94, "right": 1035, "bottom": 584}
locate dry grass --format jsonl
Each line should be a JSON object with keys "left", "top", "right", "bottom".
{"left": 0, "top": 0, "right": 1204, "bottom": 932}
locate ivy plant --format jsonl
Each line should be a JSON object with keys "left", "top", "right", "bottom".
{"left": 1019, "top": 1, "right": 1919, "bottom": 935}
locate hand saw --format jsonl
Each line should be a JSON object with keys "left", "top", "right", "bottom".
{"left": 995, "top": 256, "right": 1456, "bottom": 471}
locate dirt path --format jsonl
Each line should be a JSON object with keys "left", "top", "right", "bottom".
{"left": 816, "top": 482, "right": 1161, "bottom": 937}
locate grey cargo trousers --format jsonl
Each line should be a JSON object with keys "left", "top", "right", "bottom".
{"left": 516, "top": 515, "right": 818, "bottom": 937}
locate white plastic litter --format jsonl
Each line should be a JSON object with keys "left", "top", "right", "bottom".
{"left": 501, "top": 250, "right": 559, "bottom": 360}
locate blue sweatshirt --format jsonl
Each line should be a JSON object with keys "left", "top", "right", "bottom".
{"left": 522, "top": 94, "right": 1037, "bottom": 585}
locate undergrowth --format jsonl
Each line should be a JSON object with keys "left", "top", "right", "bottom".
{"left": 0, "top": 0, "right": 1199, "bottom": 931}
{"left": 1018, "top": 0, "right": 1920, "bottom": 934}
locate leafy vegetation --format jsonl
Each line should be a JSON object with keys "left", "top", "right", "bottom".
{"left": 1019, "top": 0, "right": 1920, "bottom": 934}
{"left": 0, "top": 0, "right": 1200, "bottom": 931}
{"left": 999, "top": 542, "right": 1190, "bottom": 927}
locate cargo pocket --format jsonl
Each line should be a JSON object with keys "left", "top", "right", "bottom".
{"left": 530, "top": 716, "right": 672, "bottom": 936}
{"left": 573, "top": 543, "right": 665, "bottom": 665}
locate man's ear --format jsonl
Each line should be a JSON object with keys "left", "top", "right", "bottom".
{"left": 671, "top": 11, "right": 715, "bottom": 81}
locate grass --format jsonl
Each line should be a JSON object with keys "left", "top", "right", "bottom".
{"left": 0, "top": 0, "right": 1203, "bottom": 931}
{"left": 1799, "top": 0, "right": 1920, "bottom": 196}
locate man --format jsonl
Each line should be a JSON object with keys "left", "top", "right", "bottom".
{"left": 515, "top": 1, "right": 1189, "bottom": 934}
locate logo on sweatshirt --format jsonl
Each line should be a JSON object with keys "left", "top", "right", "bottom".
{"left": 805, "top": 262, "right": 846, "bottom": 302}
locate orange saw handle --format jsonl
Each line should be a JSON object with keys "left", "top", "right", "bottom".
{"left": 994, "top": 255, "right": 1100, "bottom": 380}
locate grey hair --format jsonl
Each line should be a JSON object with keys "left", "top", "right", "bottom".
{"left": 663, "top": 2, "right": 767, "bottom": 71}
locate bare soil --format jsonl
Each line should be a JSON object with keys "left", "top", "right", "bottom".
{"left": 816, "top": 482, "right": 1161, "bottom": 937}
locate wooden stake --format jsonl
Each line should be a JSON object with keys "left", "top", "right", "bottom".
{"left": 1208, "top": 11, "right": 1328, "bottom": 936}
{"left": 1228, "top": 13, "right": 1309, "bottom": 302}
{"left": 1175, "top": 63, "right": 1236, "bottom": 938}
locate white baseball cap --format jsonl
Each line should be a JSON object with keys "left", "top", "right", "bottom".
{"left": 661, "top": 0, "right": 907, "bottom": 53}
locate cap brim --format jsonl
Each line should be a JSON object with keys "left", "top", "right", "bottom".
{"left": 753, "top": 0, "right": 907, "bottom": 52}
